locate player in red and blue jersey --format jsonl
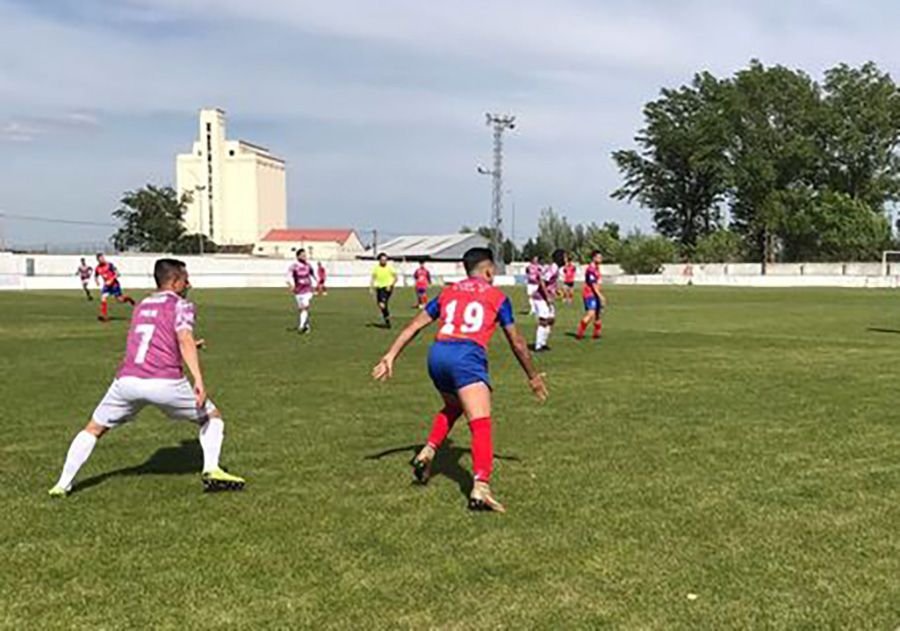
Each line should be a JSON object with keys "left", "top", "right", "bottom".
{"left": 576, "top": 250, "right": 606, "bottom": 340}
{"left": 412, "top": 261, "right": 432, "bottom": 308}
{"left": 373, "top": 247, "right": 547, "bottom": 513}
{"left": 94, "top": 253, "right": 135, "bottom": 322}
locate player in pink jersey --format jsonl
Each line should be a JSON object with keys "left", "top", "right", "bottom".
{"left": 48, "top": 259, "right": 245, "bottom": 497}
{"left": 75, "top": 257, "right": 93, "bottom": 301}
{"left": 373, "top": 247, "right": 547, "bottom": 513}
{"left": 532, "top": 249, "right": 564, "bottom": 352}
{"left": 412, "top": 261, "right": 432, "bottom": 309}
{"left": 286, "top": 249, "right": 317, "bottom": 333}
{"left": 524, "top": 256, "right": 542, "bottom": 315}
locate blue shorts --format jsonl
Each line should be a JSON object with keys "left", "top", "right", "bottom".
{"left": 427, "top": 340, "right": 490, "bottom": 394}
{"left": 416, "top": 286, "right": 428, "bottom": 296}
{"left": 102, "top": 282, "right": 123, "bottom": 297}
{"left": 583, "top": 296, "right": 601, "bottom": 313}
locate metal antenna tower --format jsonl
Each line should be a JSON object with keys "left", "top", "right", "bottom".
{"left": 477, "top": 113, "right": 516, "bottom": 270}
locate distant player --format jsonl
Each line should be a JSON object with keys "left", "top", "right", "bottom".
{"left": 532, "top": 249, "right": 563, "bottom": 352}
{"left": 372, "top": 247, "right": 547, "bottom": 513}
{"left": 370, "top": 253, "right": 397, "bottom": 328}
{"left": 316, "top": 262, "right": 327, "bottom": 296}
{"left": 48, "top": 258, "right": 245, "bottom": 497}
{"left": 562, "top": 254, "right": 577, "bottom": 304}
{"left": 576, "top": 250, "right": 606, "bottom": 340}
{"left": 287, "top": 249, "right": 317, "bottom": 333}
{"left": 524, "top": 256, "right": 542, "bottom": 315}
{"left": 412, "top": 261, "right": 432, "bottom": 309}
{"left": 76, "top": 257, "right": 93, "bottom": 301}
{"left": 94, "top": 253, "right": 135, "bottom": 321}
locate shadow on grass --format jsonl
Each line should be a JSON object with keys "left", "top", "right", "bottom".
{"left": 365, "top": 322, "right": 391, "bottom": 330}
{"left": 365, "top": 440, "right": 520, "bottom": 498}
{"left": 867, "top": 327, "right": 900, "bottom": 335}
{"left": 72, "top": 440, "right": 201, "bottom": 495}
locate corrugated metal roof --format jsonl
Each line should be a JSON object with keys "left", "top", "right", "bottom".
{"left": 366, "top": 233, "right": 489, "bottom": 260}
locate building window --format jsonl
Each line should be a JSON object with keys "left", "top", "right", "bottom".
{"left": 229, "top": 150, "right": 235, "bottom": 156}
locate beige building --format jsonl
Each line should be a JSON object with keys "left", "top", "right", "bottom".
{"left": 254, "top": 229, "right": 365, "bottom": 260}
{"left": 176, "top": 109, "right": 287, "bottom": 246}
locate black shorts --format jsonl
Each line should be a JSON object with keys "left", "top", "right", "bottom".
{"left": 564, "top": 281, "right": 575, "bottom": 288}
{"left": 376, "top": 287, "right": 393, "bottom": 304}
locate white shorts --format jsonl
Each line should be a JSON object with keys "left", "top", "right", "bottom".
{"left": 533, "top": 299, "right": 556, "bottom": 320}
{"left": 92, "top": 377, "right": 217, "bottom": 428}
{"left": 526, "top": 284, "right": 537, "bottom": 297}
{"left": 294, "top": 292, "right": 313, "bottom": 309}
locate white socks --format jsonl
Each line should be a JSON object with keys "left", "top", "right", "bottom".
{"left": 199, "top": 417, "right": 224, "bottom": 472}
{"left": 535, "top": 325, "right": 552, "bottom": 349}
{"left": 56, "top": 430, "right": 98, "bottom": 491}
{"left": 299, "top": 310, "right": 309, "bottom": 330}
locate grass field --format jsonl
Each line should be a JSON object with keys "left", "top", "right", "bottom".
{"left": 1, "top": 285, "right": 899, "bottom": 629}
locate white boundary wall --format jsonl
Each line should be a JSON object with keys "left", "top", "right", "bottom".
{"left": 3, "top": 253, "right": 900, "bottom": 291}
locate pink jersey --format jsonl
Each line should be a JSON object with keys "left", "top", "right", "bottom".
{"left": 531, "top": 263, "right": 560, "bottom": 300}
{"left": 77, "top": 264, "right": 92, "bottom": 281}
{"left": 117, "top": 291, "right": 195, "bottom": 380}
{"left": 287, "top": 261, "right": 315, "bottom": 295}
{"left": 414, "top": 267, "right": 431, "bottom": 288}
{"left": 525, "top": 262, "right": 542, "bottom": 285}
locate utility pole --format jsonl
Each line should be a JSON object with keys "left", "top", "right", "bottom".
{"left": 477, "top": 113, "right": 516, "bottom": 271}
{"left": 372, "top": 229, "right": 378, "bottom": 256}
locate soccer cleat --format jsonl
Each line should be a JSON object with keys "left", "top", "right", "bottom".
{"left": 48, "top": 485, "right": 69, "bottom": 498}
{"left": 410, "top": 445, "right": 436, "bottom": 485}
{"left": 201, "top": 468, "right": 246, "bottom": 492}
{"left": 468, "top": 481, "right": 506, "bottom": 513}
{"left": 97, "top": 315, "right": 109, "bottom": 322}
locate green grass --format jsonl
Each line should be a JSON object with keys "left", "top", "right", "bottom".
{"left": 1, "top": 286, "right": 899, "bottom": 629}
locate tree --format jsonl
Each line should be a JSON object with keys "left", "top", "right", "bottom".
{"left": 111, "top": 185, "right": 215, "bottom": 253}
{"left": 617, "top": 232, "right": 678, "bottom": 275}
{"left": 459, "top": 225, "right": 518, "bottom": 263}
{"left": 693, "top": 229, "right": 744, "bottom": 263}
{"left": 612, "top": 72, "right": 729, "bottom": 252}
{"left": 536, "top": 207, "right": 576, "bottom": 253}
{"left": 580, "top": 222, "right": 621, "bottom": 262}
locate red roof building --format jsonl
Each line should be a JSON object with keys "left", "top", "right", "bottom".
{"left": 255, "top": 228, "right": 365, "bottom": 260}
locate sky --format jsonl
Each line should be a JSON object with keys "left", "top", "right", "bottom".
{"left": 3, "top": 0, "right": 900, "bottom": 248}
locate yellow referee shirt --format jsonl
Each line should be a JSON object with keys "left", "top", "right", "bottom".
{"left": 371, "top": 263, "right": 397, "bottom": 288}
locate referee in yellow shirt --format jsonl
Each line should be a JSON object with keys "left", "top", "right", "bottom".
{"left": 371, "top": 252, "right": 398, "bottom": 328}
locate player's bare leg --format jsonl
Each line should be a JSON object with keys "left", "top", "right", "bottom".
{"left": 48, "top": 420, "right": 108, "bottom": 496}
{"left": 411, "top": 392, "right": 462, "bottom": 484}
{"left": 457, "top": 382, "right": 505, "bottom": 513}
{"left": 117, "top": 295, "right": 136, "bottom": 306}
{"left": 82, "top": 283, "right": 93, "bottom": 301}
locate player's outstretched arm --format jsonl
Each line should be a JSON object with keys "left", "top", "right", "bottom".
{"left": 372, "top": 310, "right": 435, "bottom": 381}
{"left": 502, "top": 323, "right": 548, "bottom": 402}
{"left": 177, "top": 328, "right": 207, "bottom": 406}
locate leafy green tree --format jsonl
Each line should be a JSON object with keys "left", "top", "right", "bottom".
{"left": 617, "top": 233, "right": 678, "bottom": 274}
{"left": 612, "top": 72, "right": 729, "bottom": 252}
{"left": 536, "top": 207, "right": 576, "bottom": 252}
{"left": 580, "top": 222, "right": 621, "bottom": 262}
{"left": 112, "top": 185, "right": 215, "bottom": 253}
{"left": 693, "top": 229, "right": 744, "bottom": 263}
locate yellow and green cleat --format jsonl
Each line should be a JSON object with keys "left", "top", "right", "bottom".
{"left": 48, "top": 486, "right": 69, "bottom": 498}
{"left": 201, "top": 468, "right": 245, "bottom": 492}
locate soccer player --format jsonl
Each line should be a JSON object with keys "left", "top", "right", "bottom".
{"left": 524, "top": 256, "right": 541, "bottom": 315}
{"left": 576, "top": 251, "right": 606, "bottom": 340}
{"left": 48, "top": 258, "right": 245, "bottom": 497}
{"left": 76, "top": 257, "right": 93, "bottom": 301}
{"left": 412, "top": 261, "right": 432, "bottom": 309}
{"left": 94, "top": 253, "right": 135, "bottom": 321}
{"left": 370, "top": 253, "right": 397, "bottom": 328}
{"left": 562, "top": 254, "right": 577, "bottom": 304}
{"left": 316, "top": 261, "right": 327, "bottom": 296}
{"left": 287, "top": 249, "right": 316, "bottom": 333}
{"left": 372, "top": 247, "right": 547, "bottom": 513}
{"left": 532, "top": 249, "right": 564, "bottom": 352}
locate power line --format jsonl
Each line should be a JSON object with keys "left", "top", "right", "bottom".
{"left": 0, "top": 211, "right": 116, "bottom": 227}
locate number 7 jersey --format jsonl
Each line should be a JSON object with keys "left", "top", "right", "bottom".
{"left": 425, "top": 277, "right": 514, "bottom": 348}
{"left": 117, "top": 290, "right": 196, "bottom": 380}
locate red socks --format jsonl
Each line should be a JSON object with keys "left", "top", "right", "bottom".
{"left": 468, "top": 417, "right": 493, "bottom": 483}
{"left": 576, "top": 321, "right": 587, "bottom": 339}
{"left": 426, "top": 405, "right": 462, "bottom": 449}
{"left": 101, "top": 301, "right": 108, "bottom": 318}
{"left": 593, "top": 321, "right": 602, "bottom": 339}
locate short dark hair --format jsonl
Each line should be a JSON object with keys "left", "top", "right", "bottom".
{"left": 296, "top": 248, "right": 306, "bottom": 256}
{"left": 552, "top": 248, "right": 566, "bottom": 267}
{"left": 378, "top": 252, "right": 388, "bottom": 260}
{"left": 154, "top": 258, "right": 187, "bottom": 287}
{"left": 463, "top": 247, "right": 494, "bottom": 275}
{"left": 591, "top": 250, "right": 602, "bottom": 259}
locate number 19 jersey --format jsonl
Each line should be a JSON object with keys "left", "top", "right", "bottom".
{"left": 425, "top": 277, "right": 514, "bottom": 349}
